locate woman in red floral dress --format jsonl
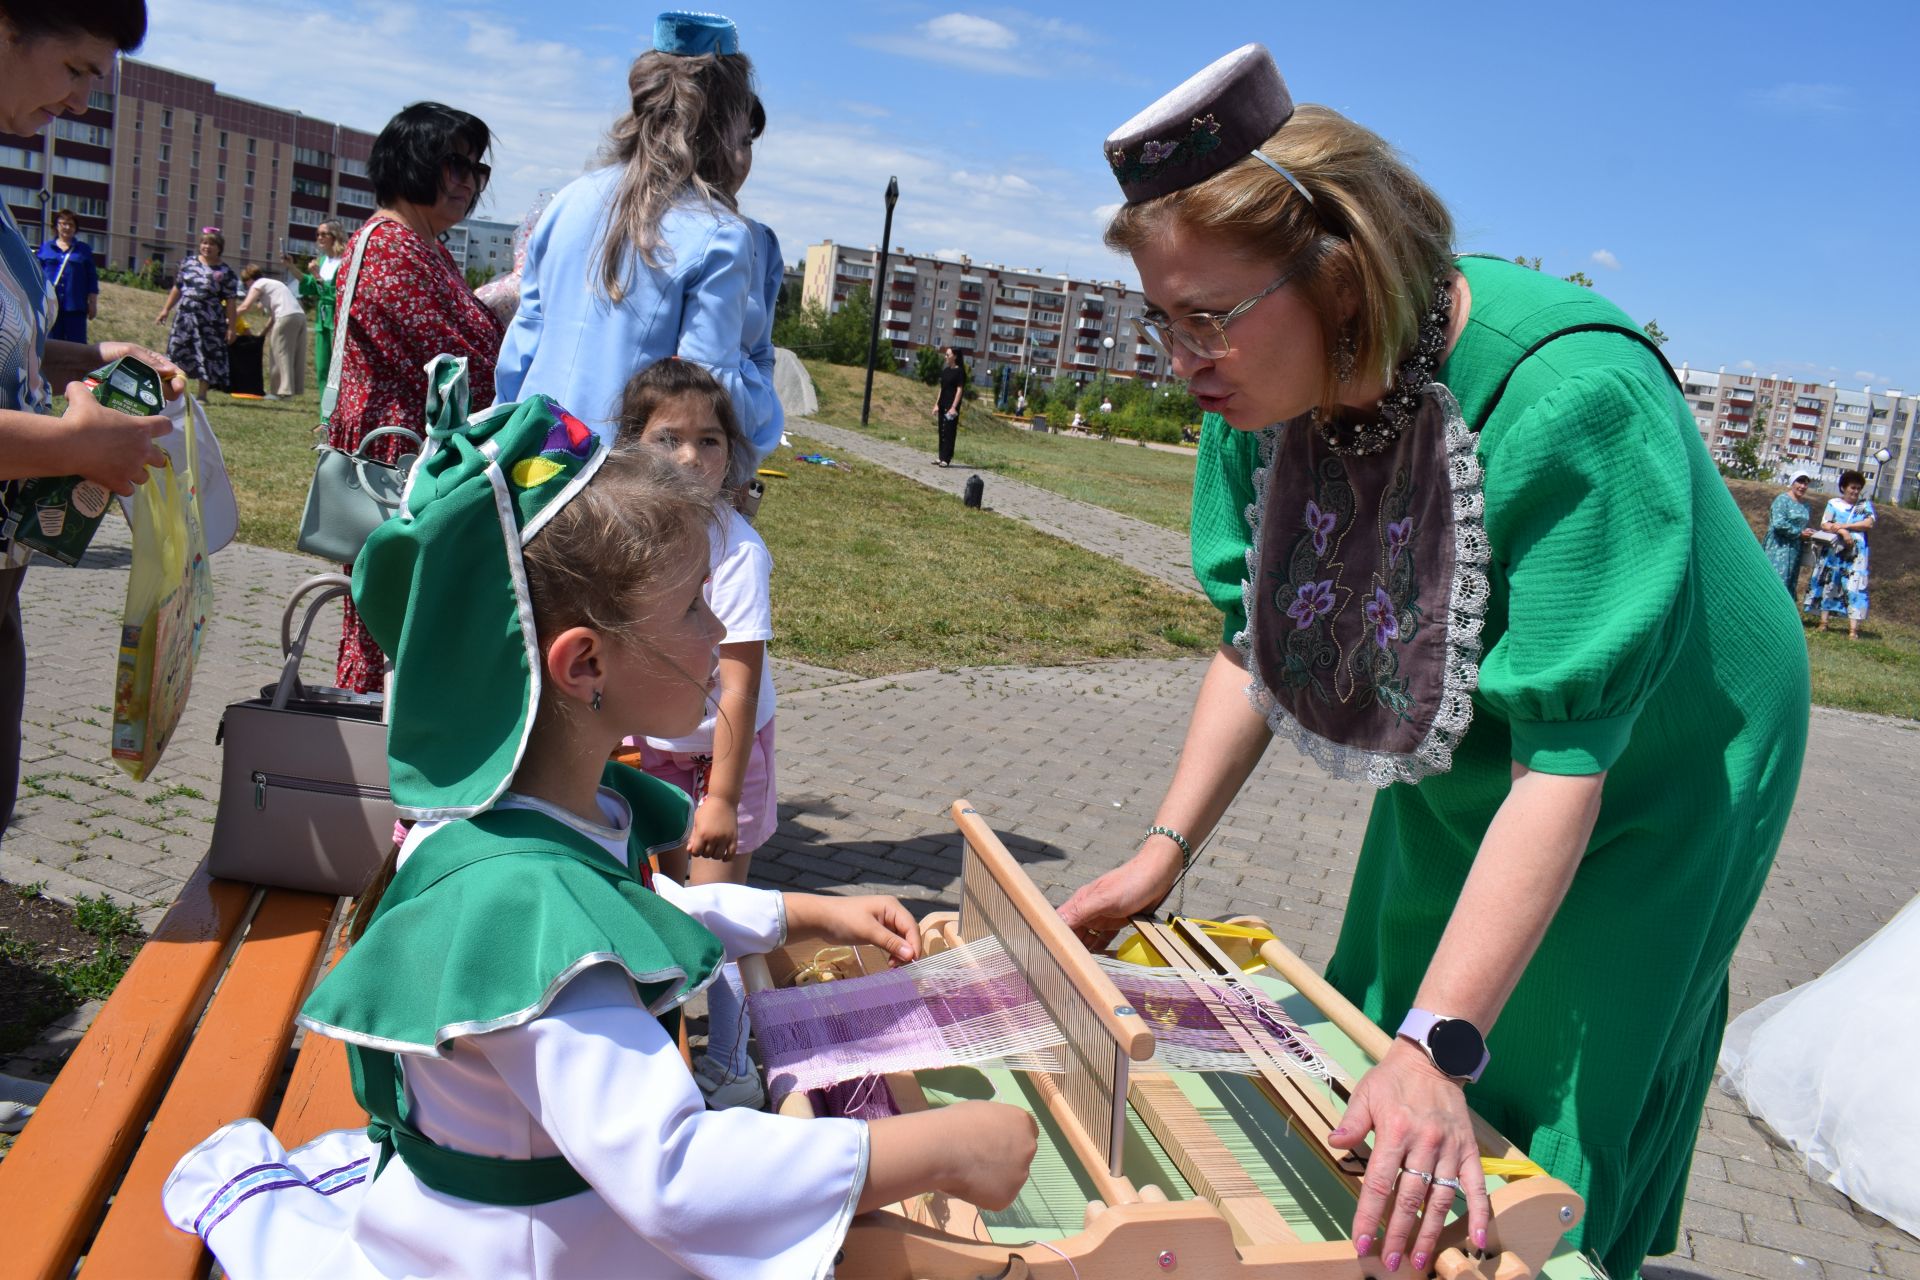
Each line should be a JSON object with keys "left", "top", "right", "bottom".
{"left": 330, "top": 102, "right": 505, "bottom": 692}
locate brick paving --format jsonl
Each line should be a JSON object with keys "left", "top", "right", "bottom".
{"left": 3, "top": 425, "right": 1915, "bottom": 1277}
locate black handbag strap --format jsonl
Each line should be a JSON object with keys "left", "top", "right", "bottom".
{"left": 1470, "top": 322, "right": 1684, "bottom": 434}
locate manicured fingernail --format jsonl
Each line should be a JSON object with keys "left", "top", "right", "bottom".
{"left": 1386, "top": 1251, "right": 1402, "bottom": 1272}
{"left": 1413, "top": 1253, "right": 1427, "bottom": 1270}
{"left": 1474, "top": 1228, "right": 1488, "bottom": 1250}
{"left": 1329, "top": 1127, "right": 1347, "bottom": 1139}
{"left": 1355, "top": 1234, "right": 1372, "bottom": 1256}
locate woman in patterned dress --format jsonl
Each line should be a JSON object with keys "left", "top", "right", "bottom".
{"left": 1804, "top": 468, "right": 1875, "bottom": 639}
{"left": 1763, "top": 473, "right": 1814, "bottom": 596}
{"left": 329, "top": 102, "right": 504, "bottom": 693}
{"left": 155, "top": 228, "right": 239, "bottom": 396}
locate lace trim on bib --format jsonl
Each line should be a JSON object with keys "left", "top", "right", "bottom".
{"left": 1233, "top": 382, "right": 1490, "bottom": 788}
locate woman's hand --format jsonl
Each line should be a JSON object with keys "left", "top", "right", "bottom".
{"left": 784, "top": 893, "right": 918, "bottom": 965}
{"left": 97, "top": 342, "right": 188, "bottom": 400}
{"left": 940, "top": 1101, "right": 1039, "bottom": 1210}
{"left": 153, "top": 309, "right": 170, "bottom": 325}
{"left": 60, "top": 386, "right": 170, "bottom": 495}
{"left": 685, "top": 796, "right": 739, "bottom": 862}
{"left": 1056, "top": 840, "right": 1182, "bottom": 951}
{"left": 1332, "top": 1039, "right": 1493, "bottom": 1273}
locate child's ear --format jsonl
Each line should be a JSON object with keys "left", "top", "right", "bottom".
{"left": 543, "top": 627, "right": 605, "bottom": 705}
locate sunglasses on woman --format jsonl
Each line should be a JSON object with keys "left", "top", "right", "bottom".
{"left": 443, "top": 153, "right": 492, "bottom": 187}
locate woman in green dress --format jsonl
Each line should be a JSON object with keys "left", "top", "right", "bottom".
{"left": 1764, "top": 474, "right": 1815, "bottom": 596}
{"left": 288, "top": 219, "right": 346, "bottom": 385}
{"left": 1057, "top": 45, "right": 1808, "bottom": 1280}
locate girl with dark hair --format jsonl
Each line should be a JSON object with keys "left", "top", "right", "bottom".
{"left": 328, "top": 101, "right": 506, "bottom": 693}
{"left": 0, "top": 0, "right": 178, "bottom": 837}
{"left": 495, "top": 11, "right": 782, "bottom": 461}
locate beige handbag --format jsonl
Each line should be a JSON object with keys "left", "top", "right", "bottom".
{"left": 206, "top": 574, "right": 395, "bottom": 896}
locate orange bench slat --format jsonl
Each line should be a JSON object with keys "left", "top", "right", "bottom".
{"left": 81, "top": 888, "right": 337, "bottom": 1279}
{"left": 273, "top": 924, "right": 366, "bottom": 1149}
{"left": 0, "top": 864, "right": 256, "bottom": 1280}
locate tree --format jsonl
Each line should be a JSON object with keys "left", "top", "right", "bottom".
{"left": 1562, "top": 271, "right": 1594, "bottom": 289}
{"left": 1512, "top": 255, "right": 1542, "bottom": 271}
{"left": 1721, "top": 406, "right": 1766, "bottom": 480}
{"left": 913, "top": 345, "right": 944, "bottom": 385}
{"left": 772, "top": 285, "right": 874, "bottom": 366}
{"left": 1642, "top": 319, "right": 1669, "bottom": 348}
{"left": 463, "top": 265, "right": 492, "bottom": 290}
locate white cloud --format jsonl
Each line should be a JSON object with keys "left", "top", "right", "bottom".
{"left": 838, "top": 101, "right": 892, "bottom": 120}
{"left": 1854, "top": 370, "right": 1884, "bottom": 384}
{"left": 922, "top": 13, "right": 1017, "bottom": 49}
{"left": 1590, "top": 249, "right": 1621, "bottom": 270}
{"left": 1738, "top": 360, "right": 1758, "bottom": 371}
{"left": 1092, "top": 202, "right": 1122, "bottom": 225}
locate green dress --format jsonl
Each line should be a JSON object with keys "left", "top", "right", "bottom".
{"left": 297, "top": 254, "right": 342, "bottom": 386}
{"left": 1189, "top": 257, "right": 1807, "bottom": 1278}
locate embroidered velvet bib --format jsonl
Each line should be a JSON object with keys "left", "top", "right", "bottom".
{"left": 1240, "top": 384, "right": 1489, "bottom": 787}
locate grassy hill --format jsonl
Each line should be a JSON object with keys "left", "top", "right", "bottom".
{"left": 1723, "top": 477, "right": 1917, "bottom": 629}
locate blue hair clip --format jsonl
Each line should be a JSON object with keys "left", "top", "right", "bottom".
{"left": 653, "top": 10, "right": 739, "bottom": 56}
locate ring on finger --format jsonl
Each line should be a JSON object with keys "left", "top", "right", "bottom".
{"left": 1400, "top": 1167, "right": 1434, "bottom": 1186}
{"left": 1432, "top": 1175, "right": 1463, "bottom": 1193}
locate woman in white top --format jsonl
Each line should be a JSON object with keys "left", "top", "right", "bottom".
{"left": 238, "top": 263, "right": 308, "bottom": 397}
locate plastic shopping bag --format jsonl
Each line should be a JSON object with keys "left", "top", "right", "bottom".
{"left": 120, "top": 393, "right": 238, "bottom": 553}
{"left": 111, "top": 416, "right": 214, "bottom": 780}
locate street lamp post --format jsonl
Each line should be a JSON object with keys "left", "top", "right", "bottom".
{"left": 1100, "top": 335, "right": 1114, "bottom": 399}
{"left": 860, "top": 176, "right": 900, "bottom": 427}
{"left": 1867, "top": 446, "right": 1894, "bottom": 501}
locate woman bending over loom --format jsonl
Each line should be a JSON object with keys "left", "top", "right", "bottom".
{"left": 163, "top": 378, "right": 1035, "bottom": 1278}
{"left": 1057, "top": 45, "right": 1807, "bottom": 1280}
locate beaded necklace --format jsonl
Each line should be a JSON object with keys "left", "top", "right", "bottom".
{"left": 1314, "top": 274, "right": 1456, "bottom": 456}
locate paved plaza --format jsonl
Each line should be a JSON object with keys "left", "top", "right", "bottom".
{"left": 3, "top": 417, "right": 1916, "bottom": 1278}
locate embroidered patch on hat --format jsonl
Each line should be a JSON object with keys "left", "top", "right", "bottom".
{"left": 1101, "top": 43, "right": 1295, "bottom": 203}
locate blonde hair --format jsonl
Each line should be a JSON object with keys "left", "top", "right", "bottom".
{"left": 521, "top": 442, "right": 718, "bottom": 645}
{"left": 1105, "top": 105, "right": 1455, "bottom": 415}
{"left": 596, "top": 49, "right": 755, "bottom": 300}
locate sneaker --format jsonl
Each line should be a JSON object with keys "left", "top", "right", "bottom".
{"left": 691, "top": 1052, "right": 765, "bottom": 1111}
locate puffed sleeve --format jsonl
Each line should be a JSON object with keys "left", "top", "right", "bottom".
{"left": 473, "top": 966, "right": 866, "bottom": 1280}
{"left": 651, "top": 875, "right": 786, "bottom": 961}
{"left": 1476, "top": 359, "right": 1694, "bottom": 775}
{"left": 1188, "top": 412, "right": 1263, "bottom": 645}
{"left": 678, "top": 217, "right": 783, "bottom": 461}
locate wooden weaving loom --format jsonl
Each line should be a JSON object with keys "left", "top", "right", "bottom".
{"left": 740, "top": 801, "right": 1596, "bottom": 1280}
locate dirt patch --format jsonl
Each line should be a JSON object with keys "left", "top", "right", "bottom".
{"left": 0, "top": 884, "right": 145, "bottom": 1059}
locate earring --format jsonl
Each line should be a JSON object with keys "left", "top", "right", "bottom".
{"left": 590, "top": 689, "right": 603, "bottom": 713}
{"left": 1333, "top": 331, "right": 1358, "bottom": 384}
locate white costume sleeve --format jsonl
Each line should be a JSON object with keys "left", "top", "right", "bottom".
{"left": 651, "top": 875, "right": 786, "bottom": 962}
{"left": 473, "top": 966, "right": 867, "bottom": 1280}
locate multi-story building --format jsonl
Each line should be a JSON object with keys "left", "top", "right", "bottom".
{"left": 1674, "top": 362, "right": 1916, "bottom": 501}
{"left": 447, "top": 217, "right": 517, "bottom": 279}
{"left": 0, "top": 58, "right": 377, "bottom": 275}
{"left": 800, "top": 241, "right": 1172, "bottom": 387}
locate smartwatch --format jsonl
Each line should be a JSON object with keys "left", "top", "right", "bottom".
{"left": 1396, "top": 1008, "right": 1490, "bottom": 1083}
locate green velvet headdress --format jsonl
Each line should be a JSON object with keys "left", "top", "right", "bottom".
{"left": 352, "top": 356, "right": 608, "bottom": 820}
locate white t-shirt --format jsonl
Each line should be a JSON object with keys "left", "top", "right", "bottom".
{"left": 646, "top": 506, "right": 776, "bottom": 754}
{"left": 241, "top": 276, "right": 303, "bottom": 320}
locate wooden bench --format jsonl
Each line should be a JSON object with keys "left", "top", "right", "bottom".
{"left": 0, "top": 861, "right": 365, "bottom": 1279}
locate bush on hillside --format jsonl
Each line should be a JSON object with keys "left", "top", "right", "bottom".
{"left": 774, "top": 285, "right": 878, "bottom": 367}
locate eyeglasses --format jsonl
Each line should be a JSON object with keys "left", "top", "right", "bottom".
{"left": 443, "top": 153, "right": 492, "bottom": 188}
{"left": 1133, "top": 238, "right": 1334, "bottom": 361}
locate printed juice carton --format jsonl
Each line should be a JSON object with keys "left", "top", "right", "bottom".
{"left": 2, "top": 356, "right": 164, "bottom": 566}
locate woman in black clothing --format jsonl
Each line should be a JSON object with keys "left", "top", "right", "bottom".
{"left": 933, "top": 345, "right": 965, "bottom": 466}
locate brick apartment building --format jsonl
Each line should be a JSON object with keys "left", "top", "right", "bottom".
{"left": 1674, "top": 363, "right": 1915, "bottom": 501}
{"left": 0, "top": 58, "right": 378, "bottom": 275}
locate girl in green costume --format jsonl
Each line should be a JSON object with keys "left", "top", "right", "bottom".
{"left": 288, "top": 219, "right": 345, "bottom": 389}
{"left": 164, "top": 356, "right": 1036, "bottom": 1278}
{"left": 1059, "top": 45, "right": 1806, "bottom": 1280}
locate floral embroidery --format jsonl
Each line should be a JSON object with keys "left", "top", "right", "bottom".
{"left": 1288, "top": 580, "right": 1335, "bottom": 628}
{"left": 1385, "top": 516, "right": 1412, "bottom": 568}
{"left": 1364, "top": 586, "right": 1400, "bottom": 649}
{"left": 1109, "top": 114, "right": 1225, "bottom": 184}
{"left": 1305, "top": 501, "right": 1336, "bottom": 556}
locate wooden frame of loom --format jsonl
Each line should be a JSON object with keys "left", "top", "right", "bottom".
{"left": 739, "top": 800, "right": 1589, "bottom": 1280}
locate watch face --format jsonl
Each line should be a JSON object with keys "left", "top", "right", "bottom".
{"left": 1427, "top": 1017, "right": 1486, "bottom": 1078}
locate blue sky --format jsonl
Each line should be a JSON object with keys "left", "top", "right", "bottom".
{"left": 145, "top": 0, "right": 1918, "bottom": 388}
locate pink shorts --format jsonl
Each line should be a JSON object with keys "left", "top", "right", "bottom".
{"left": 635, "top": 719, "right": 779, "bottom": 856}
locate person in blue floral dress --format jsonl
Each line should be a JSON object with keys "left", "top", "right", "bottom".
{"left": 155, "top": 228, "right": 240, "bottom": 396}
{"left": 1763, "top": 474, "right": 1814, "bottom": 596}
{"left": 1803, "top": 468, "right": 1875, "bottom": 639}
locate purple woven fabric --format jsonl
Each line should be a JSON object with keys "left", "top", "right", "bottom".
{"left": 809, "top": 1075, "right": 901, "bottom": 1120}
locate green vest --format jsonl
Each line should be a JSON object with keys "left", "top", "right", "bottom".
{"left": 300, "top": 763, "right": 726, "bottom": 1205}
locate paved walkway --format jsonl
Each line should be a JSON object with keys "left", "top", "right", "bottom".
{"left": 3, "top": 423, "right": 1916, "bottom": 1278}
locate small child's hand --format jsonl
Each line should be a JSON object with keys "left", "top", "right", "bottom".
{"left": 785, "top": 893, "right": 918, "bottom": 965}
{"left": 686, "top": 796, "right": 739, "bottom": 861}
{"left": 942, "top": 1101, "right": 1039, "bottom": 1211}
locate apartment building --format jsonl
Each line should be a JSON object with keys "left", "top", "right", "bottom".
{"left": 800, "top": 240, "right": 1172, "bottom": 386}
{"left": 1674, "top": 363, "right": 1916, "bottom": 501}
{"left": 0, "top": 58, "right": 377, "bottom": 274}
{"left": 447, "top": 217, "right": 518, "bottom": 278}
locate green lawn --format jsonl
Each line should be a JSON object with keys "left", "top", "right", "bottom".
{"left": 804, "top": 360, "right": 1199, "bottom": 532}
{"left": 87, "top": 283, "right": 1216, "bottom": 678}
{"left": 1804, "top": 618, "right": 1920, "bottom": 719}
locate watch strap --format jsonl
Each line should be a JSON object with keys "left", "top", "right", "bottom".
{"left": 1396, "top": 1007, "right": 1490, "bottom": 1083}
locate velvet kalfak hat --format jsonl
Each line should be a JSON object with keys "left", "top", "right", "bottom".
{"left": 1103, "top": 43, "right": 1297, "bottom": 203}
{"left": 653, "top": 10, "right": 739, "bottom": 56}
